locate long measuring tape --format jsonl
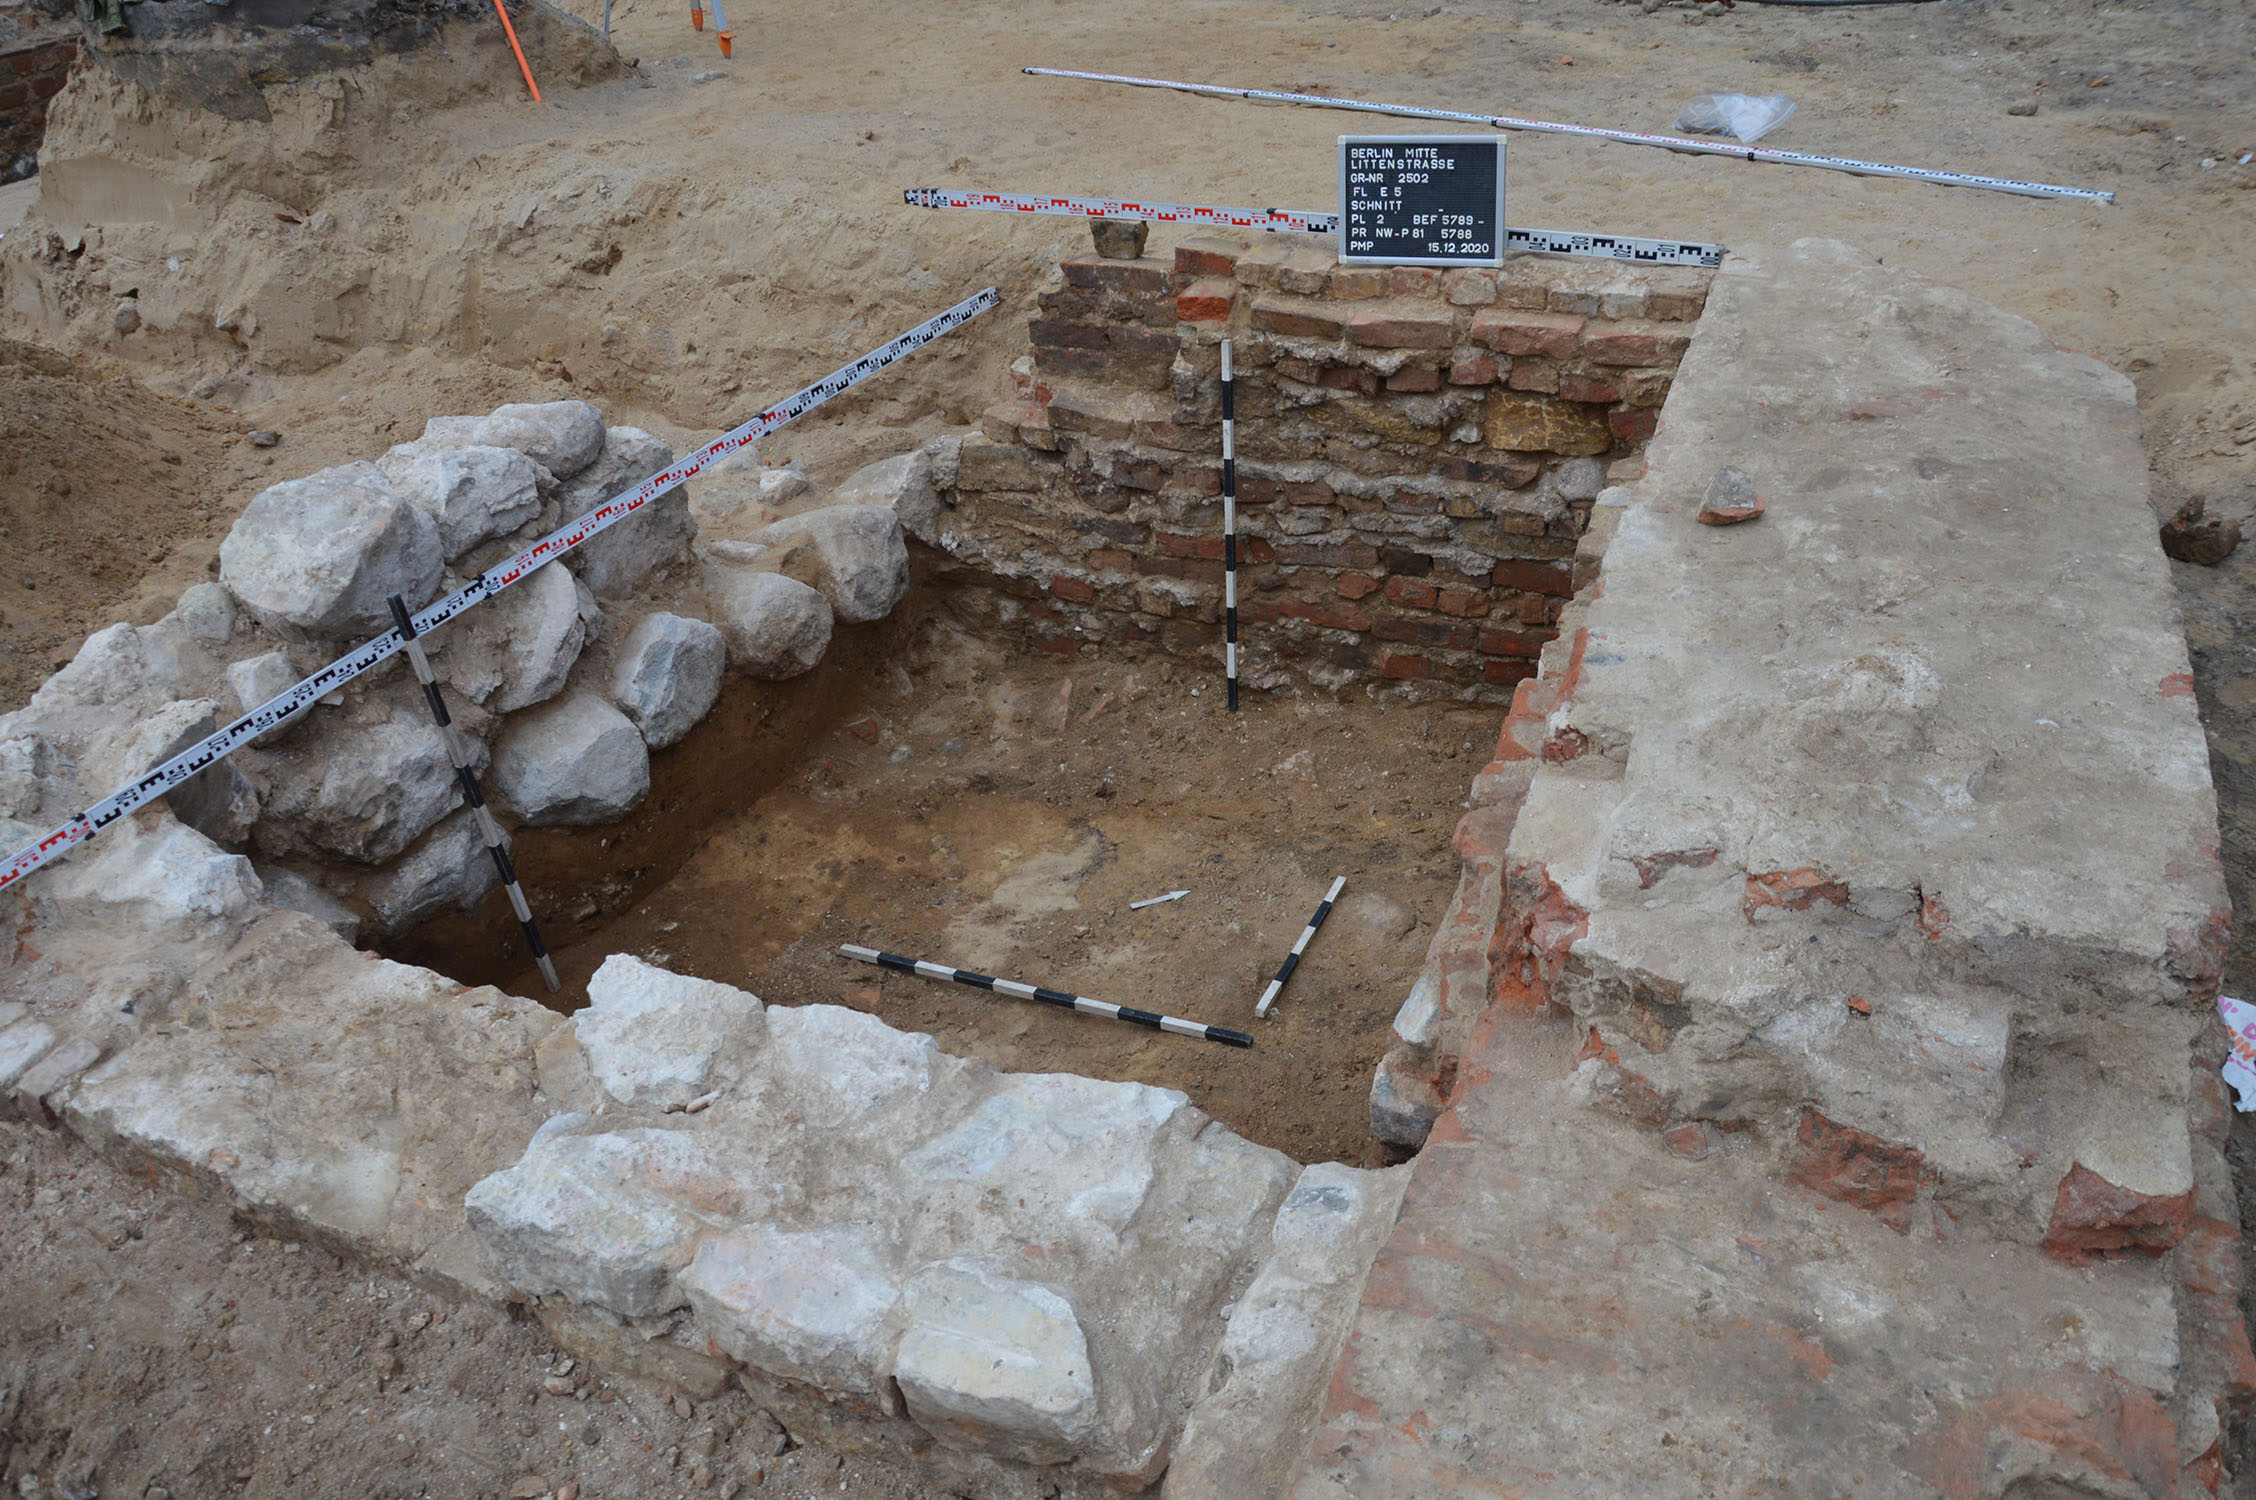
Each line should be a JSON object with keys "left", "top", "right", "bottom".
{"left": 0, "top": 287, "right": 1002, "bottom": 897}
{"left": 905, "top": 188, "right": 1724, "bottom": 268}
{"left": 1023, "top": 68, "right": 2116, "bottom": 206}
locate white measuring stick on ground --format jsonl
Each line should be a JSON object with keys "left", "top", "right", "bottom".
{"left": 0, "top": 288, "right": 1002, "bottom": 898}
{"left": 1129, "top": 889, "right": 1190, "bottom": 910}
{"left": 904, "top": 188, "right": 1724, "bottom": 268}
{"left": 840, "top": 944, "right": 1254, "bottom": 1049}
{"left": 1257, "top": 876, "right": 1347, "bottom": 1018}
{"left": 1020, "top": 68, "right": 2116, "bottom": 205}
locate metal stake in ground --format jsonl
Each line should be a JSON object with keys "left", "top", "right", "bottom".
{"left": 1257, "top": 876, "right": 1346, "bottom": 1018}
{"left": 1221, "top": 338, "right": 1239, "bottom": 713}
{"left": 839, "top": 944, "right": 1254, "bottom": 1049}
{"left": 387, "top": 594, "right": 560, "bottom": 995}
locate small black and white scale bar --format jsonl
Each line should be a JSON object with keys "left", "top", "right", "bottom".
{"left": 905, "top": 187, "right": 1724, "bottom": 269}
{"left": 1221, "top": 338, "right": 1239, "bottom": 712}
{"left": 840, "top": 944, "right": 1255, "bottom": 1049}
{"left": 1256, "top": 876, "right": 1347, "bottom": 1018}
{"left": 0, "top": 288, "right": 1000, "bottom": 897}
{"left": 388, "top": 595, "right": 559, "bottom": 995}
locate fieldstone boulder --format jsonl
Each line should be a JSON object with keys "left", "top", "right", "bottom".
{"left": 377, "top": 444, "right": 544, "bottom": 561}
{"left": 568, "top": 428, "right": 695, "bottom": 599}
{"left": 679, "top": 1224, "right": 903, "bottom": 1400}
{"left": 706, "top": 568, "right": 832, "bottom": 680}
{"left": 610, "top": 613, "right": 726, "bottom": 749}
{"left": 742, "top": 505, "right": 910, "bottom": 624}
{"left": 225, "top": 650, "right": 314, "bottom": 739}
{"left": 490, "top": 693, "right": 650, "bottom": 827}
{"left": 464, "top": 1128, "right": 725, "bottom": 1318}
{"left": 431, "top": 561, "right": 589, "bottom": 713}
{"left": 113, "top": 698, "right": 259, "bottom": 849}
{"left": 254, "top": 864, "right": 362, "bottom": 944}
{"left": 173, "top": 582, "right": 240, "bottom": 647}
{"left": 895, "top": 1260, "right": 1099, "bottom": 1465}
{"left": 219, "top": 462, "right": 444, "bottom": 637}
{"left": 252, "top": 692, "right": 482, "bottom": 865}
{"left": 431, "top": 401, "right": 606, "bottom": 480}
{"left": 834, "top": 451, "right": 940, "bottom": 548}
{"left": 362, "top": 810, "right": 500, "bottom": 939}
{"left": 575, "top": 954, "right": 765, "bottom": 1111}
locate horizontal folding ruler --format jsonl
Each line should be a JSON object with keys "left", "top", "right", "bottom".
{"left": 904, "top": 187, "right": 1724, "bottom": 268}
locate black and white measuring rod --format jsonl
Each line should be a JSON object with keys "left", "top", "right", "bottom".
{"left": 1257, "top": 876, "right": 1347, "bottom": 1018}
{"left": 0, "top": 288, "right": 1001, "bottom": 898}
{"left": 840, "top": 944, "right": 1256, "bottom": 1049}
{"left": 1221, "top": 338, "right": 1240, "bottom": 712}
{"left": 905, "top": 187, "right": 1723, "bottom": 268}
{"left": 1019, "top": 68, "right": 2116, "bottom": 205}
{"left": 388, "top": 595, "right": 560, "bottom": 995}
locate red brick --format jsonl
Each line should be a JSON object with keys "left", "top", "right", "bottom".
{"left": 1380, "top": 653, "right": 1432, "bottom": 680}
{"left": 1478, "top": 626, "right": 1545, "bottom": 657}
{"left": 1110, "top": 457, "right": 1165, "bottom": 491}
{"left": 1435, "top": 588, "right": 1489, "bottom": 618}
{"left": 1250, "top": 296, "right": 1348, "bottom": 339}
{"left": 1176, "top": 278, "right": 1235, "bottom": 323}
{"left": 1378, "top": 548, "right": 1433, "bottom": 577}
{"left": 1468, "top": 309, "right": 1585, "bottom": 358}
{"left": 1325, "top": 267, "right": 1390, "bottom": 300}
{"left": 1048, "top": 575, "right": 1095, "bottom": 604}
{"left": 1336, "top": 572, "right": 1380, "bottom": 600}
{"left": 1384, "top": 489, "right": 1441, "bottom": 516}
{"left": 1490, "top": 560, "right": 1574, "bottom": 597}
{"left": 1317, "top": 365, "right": 1378, "bottom": 395}
{"left": 27, "top": 75, "right": 61, "bottom": 104}
{"left": 1158, "top": 532, "right": 1273, "bottom": 563}
{"left": 1609, "top": 407, "right": 1658, "bottom": 443}
{"left": 1389, "top": 267, "right": 1442, "bottom": 297}
{"left": 1346, "top": 306, "right": 1457, "bottom": 349}
{"left": 1484, "top": 657, "right": 1538, "bottom": 687}
{"left": 1505, "top": 359, "right": 1559, "bottom": 394}
{"left": 1385, "top": 577, "right": 1439, "bottom": 609}
{"left": 1448, "top": 354, "right": 1499, "bottom": 386}
{"left": 1373, "top": 613, "right": 1479, "bottom": 651}
{"left": 1086, "top": 548, "right": 1134, "bottom": 573}
{"left": 1517, "top": 596, "right": 1553, "bottom": 626}
{"left": 1061, "top": 258, "right": 1170, "bottom": 296}
{"left": 1274, "top": 540, "right": 1380, "bottom": 570}
{"left": 1249, "top": 599, "right": 1372, "bottom": 632}
{"left": 1559, "top": 373, "right": 1621, "bottom": 404}
{"left": 1648, "top": 288, "right": 1709, "bottom": 322}
{"left": 1385, "top": 365, "right": 1440, "bottom": 393}
{"left": 1743, "top": 867, "right": 1850, "bottom": 917}
{"left": 0, "top": 82, "right": 27, "bottom": 110}
{"left": 1581, "top": 319, "right": 1693, "bottom": 367}
{"left": 1788, "top": 1109, "right": 1924, "bottom": 1220}
{"left": 1439, "top": 455, "right": 1542, "bottom": 487}
{"left": 1441, "top": 268, "right": 1498, "bottom": 306}
{"left": 1137, "top": 555, "right": 1224, "bottom": 584}
{"left": 1174, "top": 243, "right": 1240, "bottom": 279}
{"left": 1240, "top": 476, "right": 1336, "bottom": 508}
{"left": 2043, "top": 1162, "right": 2196, "bottom": 1264}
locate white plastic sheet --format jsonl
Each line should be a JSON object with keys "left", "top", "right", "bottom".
{"left": 2218, "top": 994, "right": 2256, "bottom": 1111}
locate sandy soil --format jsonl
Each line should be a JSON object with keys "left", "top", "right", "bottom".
{"left": 5, "top": 0, "right": 2256, "bottom": 1495}
{"left": 392, "top": 594, "right": 1489, "bottom": 1168}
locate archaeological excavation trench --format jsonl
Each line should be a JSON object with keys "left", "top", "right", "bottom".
{"left": 4, "top": 4, "right": 2255, "bottom": 1494}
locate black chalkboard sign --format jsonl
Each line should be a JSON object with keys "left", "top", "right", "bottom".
{"left": 1337, "top": 135, "right": 1506, "bottom": 267}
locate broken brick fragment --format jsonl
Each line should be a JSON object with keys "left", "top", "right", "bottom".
{"left": 1743, "top": 867, "right": 1850, "bottom": 919}
{"left": 1787, "top": 1109, "right": 1924, "bottom": 1221}
{"left": 2042, "top": 1162, "right": 2195, "bottom": 1264}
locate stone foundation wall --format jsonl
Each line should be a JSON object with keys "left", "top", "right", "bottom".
{"left": 927, "top": 237, "right": 1711, "bottom": 699}
{"left": 0, "top": 36, "right": 73, "bottom": 180}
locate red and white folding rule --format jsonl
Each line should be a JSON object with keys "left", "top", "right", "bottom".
{"left": 903, "top": 187, "right": 1724, "bottom": 268}
{"left": 0, "top": 287, "right": 1001, "bottom": 896}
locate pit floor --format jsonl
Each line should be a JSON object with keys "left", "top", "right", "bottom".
{"left": 393, "top": 591, "right": 1501, "bottom": 1167}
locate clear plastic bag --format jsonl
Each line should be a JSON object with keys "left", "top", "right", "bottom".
{"left": 1674, "top": 93, "right": 1797, "bottom": 145}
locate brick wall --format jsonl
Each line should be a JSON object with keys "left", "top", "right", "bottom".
{"left": 931, "top": 234, "right": 1711, "bottom": 699}
{"left": 0, "top": 36, "right": 73, "bottom": 181}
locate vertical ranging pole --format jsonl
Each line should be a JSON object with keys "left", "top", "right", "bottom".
{"left": 387, "top": 595, "right": 561, "bottom": 995}
{"left": 1221, "top": 339, "right": 1239, "bottom": 712}
{"left": 1257, "top": 876, "right": 1347, "bottom": 1018}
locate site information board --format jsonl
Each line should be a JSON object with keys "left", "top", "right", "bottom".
{"left": 1337, "top": 135, "right": 1505, "bottom": 267}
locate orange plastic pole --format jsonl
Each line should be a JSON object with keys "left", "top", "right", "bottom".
{"left": 492, "top": 0, "right": 542, "bottom": 102}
